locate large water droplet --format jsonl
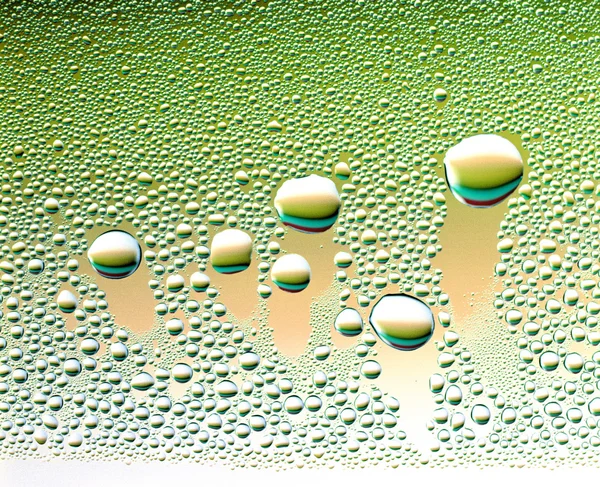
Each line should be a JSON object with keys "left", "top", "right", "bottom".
{"left": 88, "top": 230, "right": 142, "bottom": 279}
{"left": 369, "top": 294, "right": 434, "bottom": 351}
{"left": 271, "top": 253, "right": 311, "bottom": 292}
{"left": 444, "top": 134, "right": 523, "bottom": 208}
{"left": 210, "top": 229, "right": 253, "bottom": 274}
{"left": 274, "top": 175, "right": 341, "bottom": 233}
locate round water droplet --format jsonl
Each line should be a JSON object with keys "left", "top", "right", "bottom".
{"left": 334, "top": 308, "right": 363, "bottom": 337}
{"left": 430, "top": 374, "right": 445, "bottom": 393}
{"left": 589, "top": 398, "right": 600, "bottom": 417}
{"left": 210, "top": 229, "right": 252, "bottom": 274}
{"left": 360, "top": 360, "right": 382, "bottom": 379}
{"left": 314, "top": 345, "right": 331, "bottom": 361}
{"left": 563, "top": 288, "right": 579, "bottom": 306}
{"left": 110, "top": 342, "right": 128, "bottom": 361}
{"left": 166, "top": 274, "right": 185, "bottom": 293}
{"left": 501, "top": 408, "right": 517, "bottom": 425}
{"left": 63, "top": 358, "right": 82, "bottom": 377}
{"left": 284, "top": 395, "right": 304, "bottom": 415}
{"left": 340, "top": 408, "right": 357, "bottom": 424}
{"left": 131, "top": 372, "right": 155, "bottom": 391}
{"left": 257, "top": 283, "right": 272, "bottom": 299}
{"left": 334, "top": 251, "right": 353, "bottom": 268}
{"left": 28, "top": 258, "right": 45, "bottom": 274}
{"left": 216, "top": 380, "right": 238, "bottom": 398}
{"left": 564, "top": 353, "right": 584, "bottom": 374}
{"left": 239, "top": 352, "right": 260, "bottom": 371}
{"left": 334, "top": 162, "right": 351, "bottom": 180}
{"left": 539, "top": 351, "right": 560, "bottom": 371}
{"left": 471, "top": 404, "right": 490, "bottom": 425}
{"left": 445, "top": 385, "right": 463, "bottom": 405}
{"left": 274, "top": 175, "right": 341, "bottom": 233}
{"left": 433, "top": 88, "right": 447, "bottom": 102}
{"left": 80, "top": 338, "right": 99, "bottom": 356}
{"left": 172, "top": 363, "right": 193, "bottom": 383}
{"left": 369, "top": 294, "right": 434, "bottom": 351}
{"left": 67, "top": 432, "right": 83, "bottom": 448}
{"left": 271, "top": 254, "right": 311, "bottom": 292}
{"left": 166, "top": 318, "right": 184, "bottom": 336}
{"left": 44, "top": 198, "right": 60, "bottom": 213}
{"left": 190, "top": 272, "right": 210, "bottom": 292}
{"left": 306, "top": 395, "right": 323, "bottom": 412}
{"left": 57, "top": 290, "right": 78, "bottom": 313}
{"left": 88, "top": 230, "right": 142, "bottom": 279}
{"left": 33, "top": 428, "right": 48, "bottom": 445}
{"left": 444, "top": 134, "right": 523, "bottom": 208}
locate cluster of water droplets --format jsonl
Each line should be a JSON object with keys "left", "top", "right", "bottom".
{"left": 0, "top": 0, "right": 598, "bottom": 470}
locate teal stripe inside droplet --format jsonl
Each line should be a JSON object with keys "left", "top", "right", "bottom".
{"left": 336, "top": 327, "right": 362, "bottom": 337}
{"left": 278, "top": 212, "right": 339, "bottom": 230}
{"left": 91, "top": 261, "right": 138, "bottom": 276}
{"left": 212, "top": 263, "right": 250, "bottom": 274}
{"left": 378, "top": 332, "right": 431, "bottom": 350}
{"left": 450, "top": 176, "right": 522, "bottom": 202}
{"left": 273, "top": 279, "right": 309, "bottom": 291}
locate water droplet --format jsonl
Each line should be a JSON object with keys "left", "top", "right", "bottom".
{"left": 334, "top": 308, "right": 364, "bottom": 337}
{"left": 471, "top": 404, "right": 491, "bottom": 425}
{"left": 369, "top": 294, "right": 434, "bottom": 351}
{"left": 444, "top": 134, "right": 523, "bottom": 208}
{"left": 360, "top": 360, "right": 382, "bottom": 379}
{"left": 57, "top": 290, "right": 78, "bottom": 313}
{"left": 274, "top": 175, "right": 341, "bottom": 233}
{"left": 271, "top": 254, "right": 311, "bottom": 292}
{"left": 210, "top": 229, "right": 252, "bottom": 274}
{"left": 88, "top": 230, "right": 142, "bottom": 279}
